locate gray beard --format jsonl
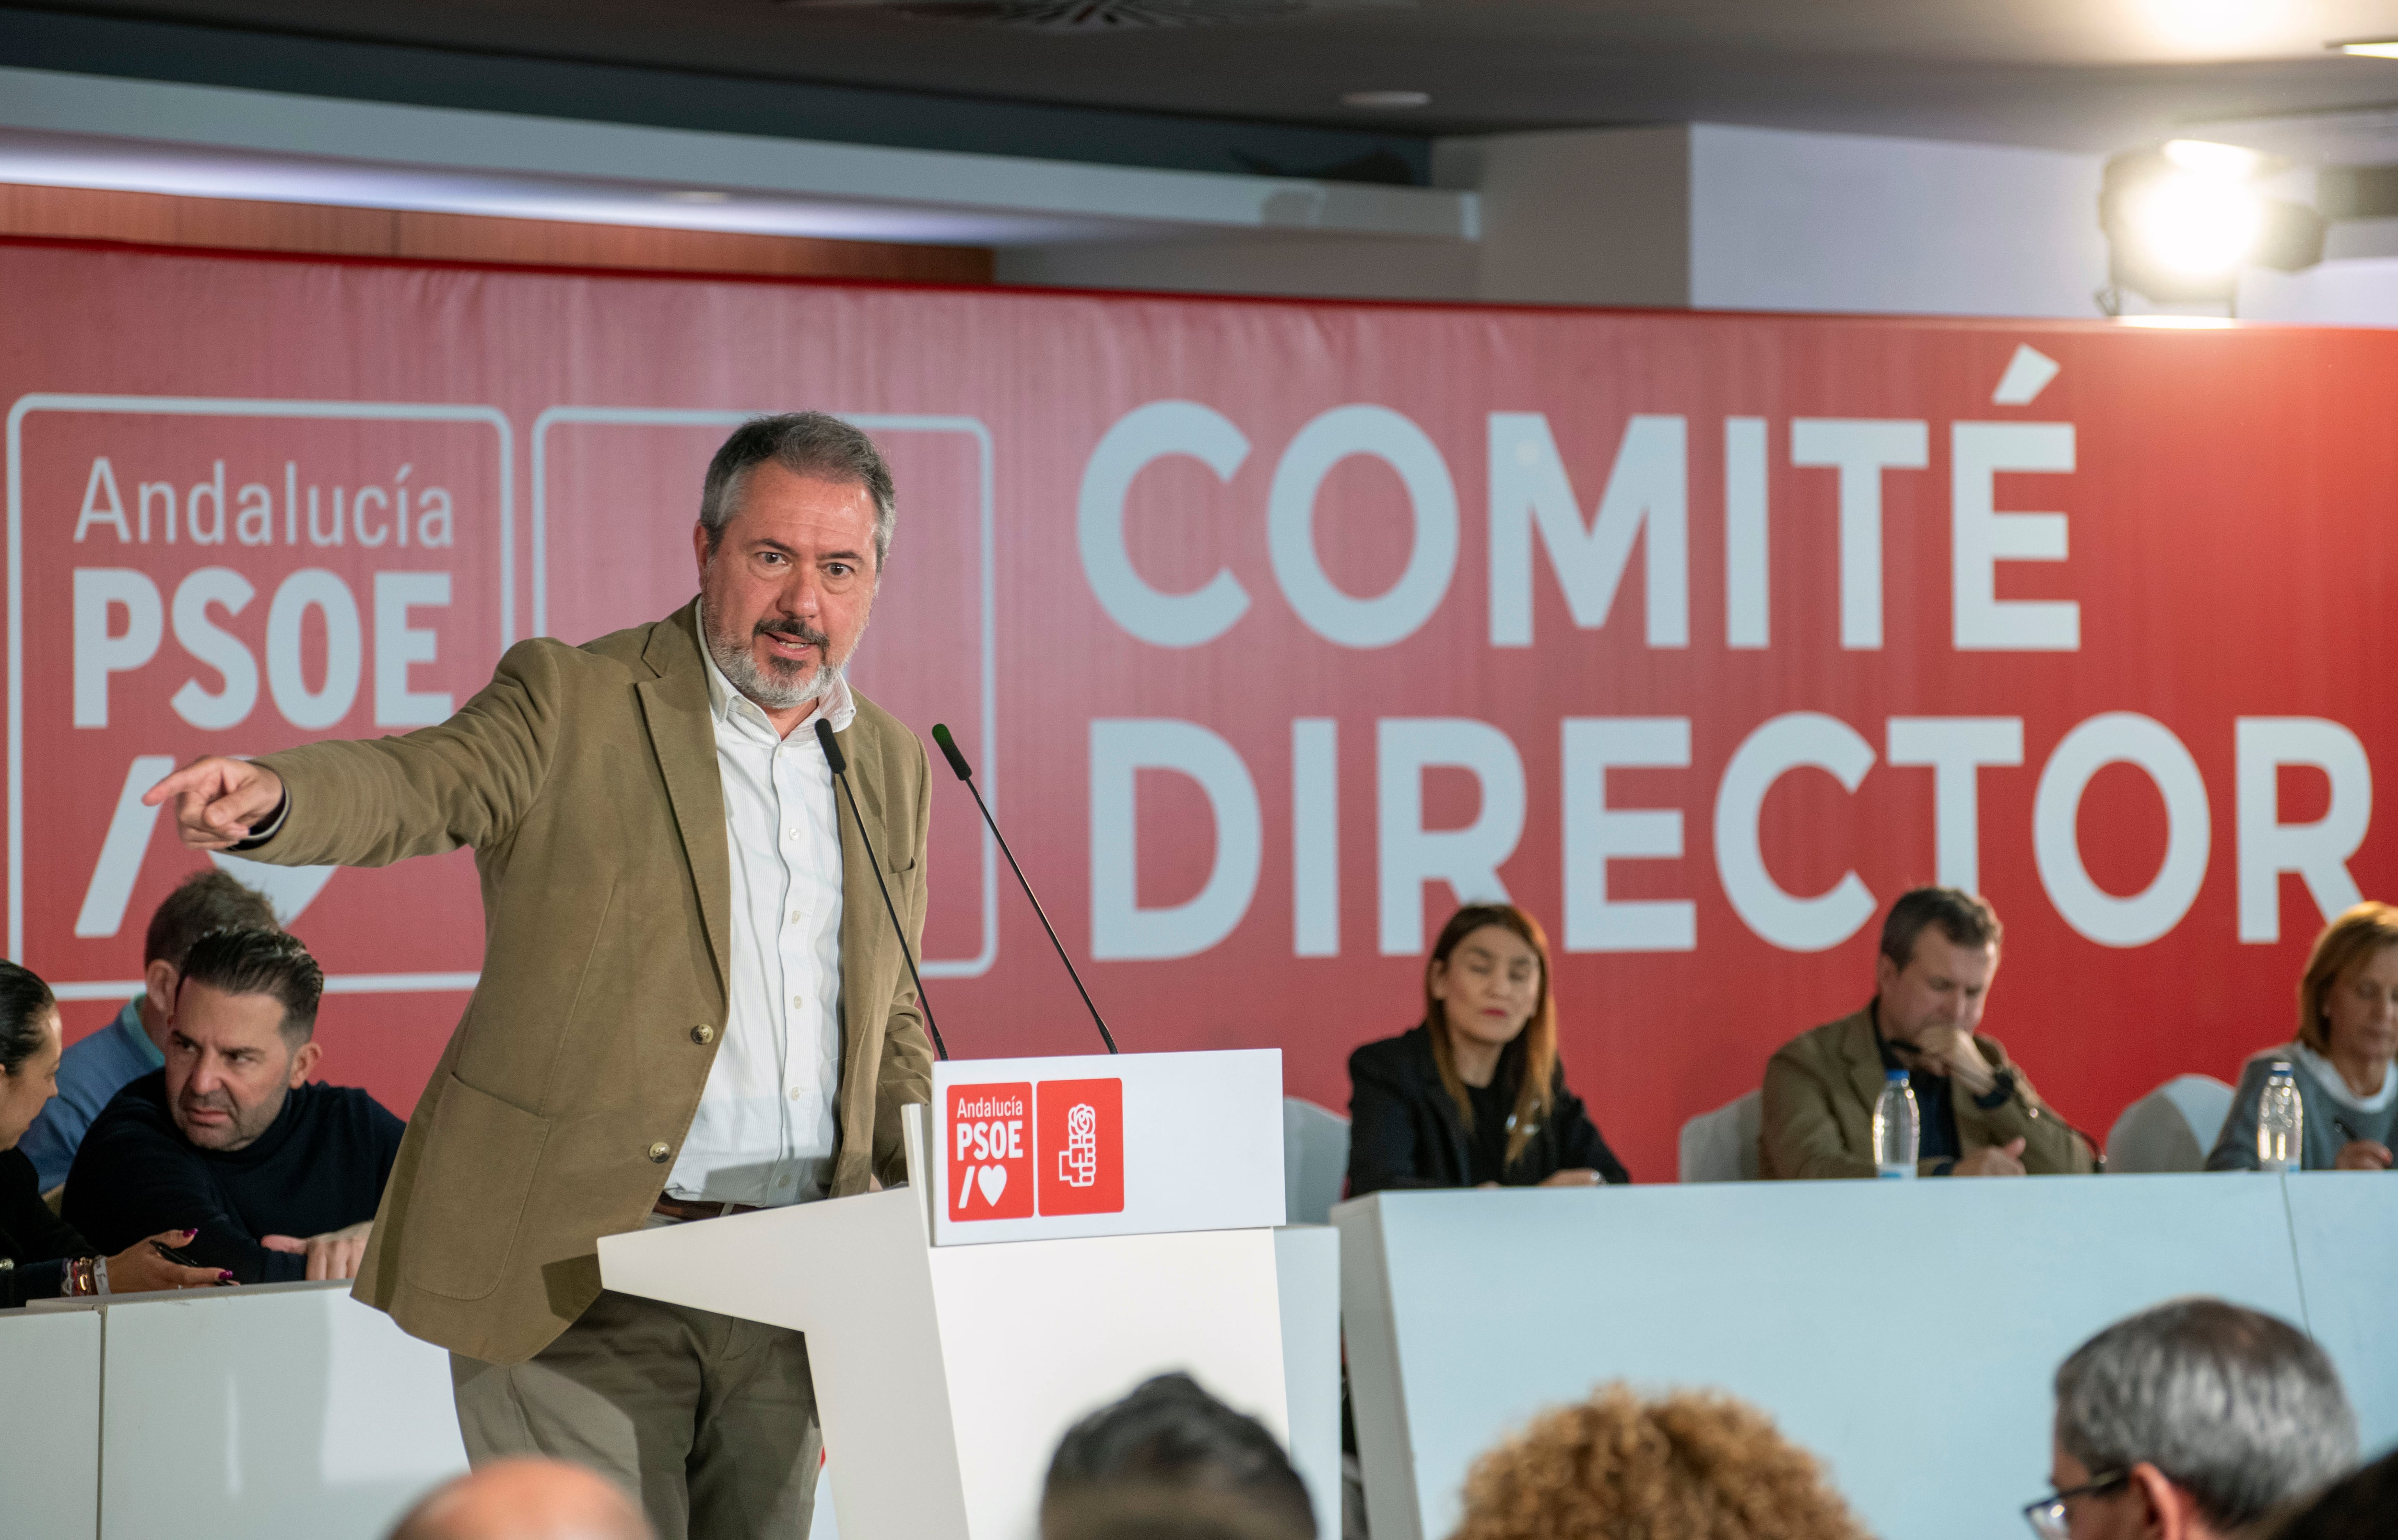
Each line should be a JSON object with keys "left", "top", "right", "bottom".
{"left": 703, "top": 610, "right": 846, "bottom": 714}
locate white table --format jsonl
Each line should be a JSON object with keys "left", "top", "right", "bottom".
{"left": 0, "top": 1304, "right": 102, "bottom": 1533}
{"left": 1338, "top": 1173, "right": 2394, "bottom": 1540}
{"left": 11, "top": 1280, "right": 467, "bottom": 1540}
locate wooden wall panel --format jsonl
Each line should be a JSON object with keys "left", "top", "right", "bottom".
{"left": 0, "top": 182, "right": 994, "bottom": 282}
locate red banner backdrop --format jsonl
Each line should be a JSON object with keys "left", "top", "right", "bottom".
{"left": 8, "top": 238, "right": 2393, "bottom": 1179}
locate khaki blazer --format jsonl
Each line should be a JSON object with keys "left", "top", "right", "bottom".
{"left": 248, "top": 602, "right": 934, "bottom": 1364}
{"left": 1758, "top": 1005, "right": 2096, "bottom": 1180}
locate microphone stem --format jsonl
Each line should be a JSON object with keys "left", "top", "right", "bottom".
{"left": 831, "top": 768, "right": 947, "bottom": 1061}
{"left": 960, "top": 771, "right": 1117, "bottom": 1055}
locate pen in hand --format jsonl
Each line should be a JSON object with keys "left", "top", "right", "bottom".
{"left": 152, "top": 1236, "right": 236, "bottom": 1283}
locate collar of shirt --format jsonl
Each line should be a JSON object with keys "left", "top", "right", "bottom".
{"left": 696, "top": 605, "right": 858, "bottom": 743}
{"left": 2290, "top": 1041, "right": 2398, "bottom": 1115}
{"left": 115, "top": 996, "right": 164, "bottom": 1071}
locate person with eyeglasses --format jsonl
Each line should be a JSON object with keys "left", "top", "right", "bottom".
{"left": 2027, "top": 1298, "right": 2355, "bottom": 1540}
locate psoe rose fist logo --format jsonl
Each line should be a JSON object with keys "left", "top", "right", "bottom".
{"left": 947, "top": 1082, "right": 1034, "bottom": 1220}
{"left": 1037, "top": 1079, "right": 1124, "bottom": 1216}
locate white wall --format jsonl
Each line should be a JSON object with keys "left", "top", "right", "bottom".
{"left": 2240, "top": 257, "right": 2398, "bottom": 325}
{"left": 1686, "top": 122, "right": 2109, "bottom": 318}
{"left": 1004, "top": 122, "right": 2113, "bottom": 320}
{"left": 996, "top": 120, "right": 2398, "bottom": 329}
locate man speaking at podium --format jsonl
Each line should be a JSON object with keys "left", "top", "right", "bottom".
{"left": 144, "top": 414, "right": 936, "bottom": 1540}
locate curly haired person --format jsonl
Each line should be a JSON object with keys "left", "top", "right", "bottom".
{"left": 1450, "top": 1384, "right": 1868, "bottom": 1540}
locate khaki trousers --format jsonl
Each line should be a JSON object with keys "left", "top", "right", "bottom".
{"left": 451, "top": 1289, "right": 822, "bottom": 1540}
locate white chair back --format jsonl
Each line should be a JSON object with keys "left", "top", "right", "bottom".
{"left": 1678, "top": 1090, "right": 1762, "bottom": 1182}
{"left": 2105, "top": 1074, "right": 2236, "bottom": 1173}
{"left": 1284, "top": 1097, "right": 1352, "bottom": 1224}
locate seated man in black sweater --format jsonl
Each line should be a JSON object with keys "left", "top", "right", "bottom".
{"left": 65, "top": 928, "right": 404, "bottom": 1284}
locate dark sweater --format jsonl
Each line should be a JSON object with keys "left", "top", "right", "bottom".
{"left": 64, "top": 1070, "right": 404, "bottom": 1284}
{"left": 1346, "top": 1023, "right": 1632, "bottom": 1197}
{"left": 0, "top": 1146, "right": 93, "bottom": 1307}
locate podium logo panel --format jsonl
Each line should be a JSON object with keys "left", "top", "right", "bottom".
{"left": 947, "top": 1082, "right": 1034, "bottom": 1220}
{"left": 1037, "top": 1078, "right": 1124, "bottom": 1216}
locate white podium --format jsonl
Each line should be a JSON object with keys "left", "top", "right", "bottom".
{"left": 600, "top": 1050, "right": 1319, "bottom": 1540}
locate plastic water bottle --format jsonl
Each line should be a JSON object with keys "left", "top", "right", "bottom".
{"left": 1873, "top": 1068, "right": 1920, "bottom": 1179}
{"left": 2257, "top": 1061, "right": 2304, "bottom": 1173}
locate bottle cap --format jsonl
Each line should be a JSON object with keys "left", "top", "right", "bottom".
{"left": 1885, "top": 1068, "right": 1909, "bottom": 1082}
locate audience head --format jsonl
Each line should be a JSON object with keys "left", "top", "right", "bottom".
{"left": 168, "top": 929, "right": 326, "bottom": 1152}
{"left": 2295, "top": 902, "right": 2398, "bottom": 1069}
{"left": 141, "top": 870, "right": 279, "bottom": 1029}
{"left": 2045, "top": 1298, "right": 2356, "bottom": 1540}
{"left": 1452, "top": 1383, "right": 1867, "bottom": 1540}
{"left": 388, "top": 1458, "right": 655, "bottom": 1540}
{"left": 1045, "top": 1488, "right": 1311, "bottom": 1540}
{"left": 1423, "top": 903, "right": 1559, "bottom": 1164}
{"left": 0, "top": 960, "right": 61, "bottom": 1150}
{"left": 1873, "top": 887, "right": 2002, "bottom": 1048}
{"left": 1043, "top": 1373, "right": 1314, "bottom": 1540}
{"left": 2272, "top": 1447, "right": 2398, "bottom": 1540}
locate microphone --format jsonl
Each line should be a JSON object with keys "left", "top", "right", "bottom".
{"left": 930, "top": 723, "right": 1117, "bottom": 1055}
{"left": 814, "top": 717, "right": 947, "bottom": 1061}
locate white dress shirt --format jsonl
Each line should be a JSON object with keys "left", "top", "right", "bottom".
{"left": 664, "top": 627, "right": 852, "bottom": 1206}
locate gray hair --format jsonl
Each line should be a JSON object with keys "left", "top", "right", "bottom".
{"left": 698, "top": 412, "right": 895, "bottom": 567}
{"left": 2055, "top": 1299, "right": 2357, "bottom": 1531}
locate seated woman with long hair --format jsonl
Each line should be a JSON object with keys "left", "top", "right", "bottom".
{"left": 2209, "top": 901, "right": 2398, "bottom": 1172}
{"left": 1345, "top": 904, "right": 1629, "bottom": 1196}
{"left": 0, "top": 960, "right": 227, "bottom": 1304}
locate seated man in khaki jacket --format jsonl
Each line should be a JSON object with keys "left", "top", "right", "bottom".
{"left": 1761, "top": 887, "right": 2096, "bottom": 1178}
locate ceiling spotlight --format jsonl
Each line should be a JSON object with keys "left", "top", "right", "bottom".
{"left": 2333, "top": 38, "right": 2398, "bottom": 57}
{"left": 2135, "top": 0, "right": 2278, "bottom": 50}
{"left": 1340, "top": 90, "right": 1430, "bottom": 109}
{"left": 661, "top": 189, "right": 732, "bottom": 204}
{"left": 2122, "top": 174, "right": 2266, "bottom": 276}
{"left": 2098, "top": 144, "right": 2324, "bottom": 312}
{"left": 2160, "top": 138, "right": 2266, "bottom": 178}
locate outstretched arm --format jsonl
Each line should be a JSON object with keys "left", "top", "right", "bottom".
{"left": 143, "top": 757, "right": 284, "bottom": 851}
{"left": 142, "top": 639, "right": 568, "bottom": 868}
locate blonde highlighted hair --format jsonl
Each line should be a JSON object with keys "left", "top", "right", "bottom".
{"left": 1453, "top": 1384, "right": 1869, "bottom": 1540}
{"left": 1423, "top": 904, "right": 1557, "bottom": 1171}
{"left": 2297, "top": 901, "right": 2398, "bottom": 1054}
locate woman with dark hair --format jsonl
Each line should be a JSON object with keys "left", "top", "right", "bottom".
{"left": 0, "top": 959, "right": 228, "bottom": 1305}
{"left": 1345, "top": 904, "right": 1629, "bottom": 1196}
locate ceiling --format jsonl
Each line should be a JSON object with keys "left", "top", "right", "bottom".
{"left": 17, "top": 0, "right": 2398, "bottom": 164}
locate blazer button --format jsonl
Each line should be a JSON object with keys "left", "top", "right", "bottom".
{"left": 647, "top": 1141, "right": 671, "bottom": 1164}
{"left": 690, "top": 1024, "right": 717, "bottom": 1045}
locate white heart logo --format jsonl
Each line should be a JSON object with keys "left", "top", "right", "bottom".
{"left": 976, "top": 1164, "right": 1007, "bottom": 1207}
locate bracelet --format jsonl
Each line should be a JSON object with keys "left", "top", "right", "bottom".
{"left": 94, "top": 1253, "right": 109, "bottom": 1296}
{"left": 64, "top": 1257, "right": 94, "bottom": 1296}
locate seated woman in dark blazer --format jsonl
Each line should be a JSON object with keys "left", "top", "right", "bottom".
{"left": 1347, "top": 904, "right": 1630, "bottom": 1196}
{"left": 0, "top": 960, "right": 226, "bottom": 1305}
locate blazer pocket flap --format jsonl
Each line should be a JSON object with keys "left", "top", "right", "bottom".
{"left": 401, "top": 1075, "right": 551, "bottom": 1303}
